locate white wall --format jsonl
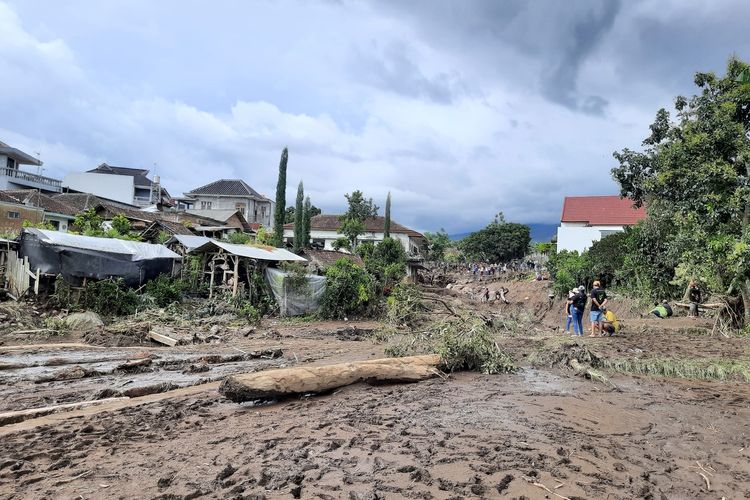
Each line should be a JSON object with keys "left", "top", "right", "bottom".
{"left": 283, "top": 228, "right": 418, "bottom": 253}
{"left": 64, "top": 172, "right": 134, "bottom": 205}
{"left": 190, "top": 195, "right": 274, "bottom": 226}
{"left": 556, "top": 222, "right": 625, "bottom": 253}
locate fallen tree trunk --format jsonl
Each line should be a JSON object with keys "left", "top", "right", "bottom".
{"left": 220, "top": 354, "right": 441, "bottom": 402}
{"left": 673, "top": 302, "right": 725, "bottom": 309}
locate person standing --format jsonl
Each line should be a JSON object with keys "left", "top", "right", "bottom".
{"left": 571, "top": 285, "right": 587, "bottom": 336}
{"left": 688, "top": 281, "right": 702, "bottom": 317}
{"left": 564, "top": 289, "right": 576, "bottom": 334}
{"left": 589, "top": 280, "right": 608, "bottom": 337}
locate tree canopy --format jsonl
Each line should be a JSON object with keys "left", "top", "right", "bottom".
{"left": 612, "top": 56, "right": 750, "bottom": 321}
{"left": 459, "top": 214, "right": 531, "bottom": 263}
{"left": 338, "top": 190, "right": 379, "bottom": 248}
{"left": 272, "top": 147, "right": 288, "bottom": 247}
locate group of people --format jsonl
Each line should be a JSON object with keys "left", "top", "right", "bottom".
{"left": 564, "top": 281, "right": 618, "bottom": 337}
{"left": 467, "top": 260, "right": 541, "bottom": 281}
{"left": 650, "top": 281, "right": 703, "bottom": 319}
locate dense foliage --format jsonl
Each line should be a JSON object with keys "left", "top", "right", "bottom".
{"left": 611, "top": 57, "right": 750, "bottom": 321}
{"left": 423, "top": 229, "right": 451, "bottom": 261}
{"left": 460, "top": 214, "right": 531, "bottom": 263}
{"left": 319, "top": 258, "right": 374, "bottom": 319}
{"left": 293, "top": 181, "right": 305, "bottom": 252}
{"left": 273, "top": 147, "right": 288, "bottom": 247}
{"left": 338, "top": 190, "right": 378, "bottom": 248}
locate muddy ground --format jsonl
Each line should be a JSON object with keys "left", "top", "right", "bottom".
{"left": 1, "top": 282, "right": 749, "bottom": 499}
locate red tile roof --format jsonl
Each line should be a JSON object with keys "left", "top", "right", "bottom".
{"left": 561, "top": 196, "right": 646, "bottom": 226}
{"left": 284, "top": 214, "right": 423, "bottom": 238}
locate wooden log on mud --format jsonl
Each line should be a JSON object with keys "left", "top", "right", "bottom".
{"left": 0, "top": 397, "right": 128, "bottom": 427}
{"left": 148, "top": 331, "right": 179, "bottom": 346}
{"left": 220, "top": 354, "right": 442, "bottom": 402}
{"left": 673, "top": 302, "right": 725, "bottom": 310}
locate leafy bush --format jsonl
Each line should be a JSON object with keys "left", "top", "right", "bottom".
{"left": 332, "top": 237, "right": 351, "bottom": 252}
{"left": 230, "top": 295, "right": 261, "bottom": 324}
{"left": 386, "top": 283, "right": 423, "bottom": 326}
{"left": 279, "top": 261, "right": 311, "bottom": 296}
{"left": 319, "top": 258, "right": 374, "bottom": 319}
{"left": 224, "top": 232, "right": 252, "bottom": 245}
{"left": 144, "top": 274, "right": 184, "bottom": 307}
{"left": 79, "top": 278, "right": 141, "bottom": 316}
{"left": 548, "top": 250, "right": 591, "bottom": 296}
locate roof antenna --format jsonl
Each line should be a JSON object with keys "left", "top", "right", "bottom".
{"left": 34, "top": 151, "right": 44, "bottom": 176}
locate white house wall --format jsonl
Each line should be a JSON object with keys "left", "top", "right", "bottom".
{"left": 190, "top": 195, "right": 274, "bottom": 227}
{"left": 64, "top": 172, "right": 135, "bottom": 205}
{"left": 556, "top": 223, "right": 625, "bottom": 253}
{"left": 283, "top": 229, "right": 416, "bottom": 253}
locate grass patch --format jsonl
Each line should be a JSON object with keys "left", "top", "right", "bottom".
{"left": 601, "top": 357, "right": 750, "bottom": 383}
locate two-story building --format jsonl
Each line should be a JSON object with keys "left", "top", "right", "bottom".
{"left": 0, "top": 140, "right": 62, "bottom": 194}
{"left": 556, "top": 195, "right": 646, "bottom": 253}
{"left": 183, "top": 179, "right": 274, "bottom": 227}
{"left": 283, "top": 214, "right": 424, "bottom": 256}
{"left": 63, "top": 163, "right": 171, "bottom": 207}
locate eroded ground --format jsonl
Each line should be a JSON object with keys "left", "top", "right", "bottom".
{"left": 1, "top": 282, "right": 749, "bottom": 499}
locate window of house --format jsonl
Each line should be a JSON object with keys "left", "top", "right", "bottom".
{"left": 6, "top": 157, "right": 16, "bottom": 169}
{"left": 201, "top": 201, "right": 212, "bottom": 210}
{"left": 235, "top": 203, "right": 246, "bottom": 217}
{"left": 49, "top": 220, "right": 60, "bottom": 230}
{"left": 261, "top": 205, "right": 267, "bottom": 217}
{"left": 7, "top": 211, "right": 20, "bottom": 219}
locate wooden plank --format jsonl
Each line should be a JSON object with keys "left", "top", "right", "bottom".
{"left": 148, "top": 331, "right": 178, "bottom": 347}
{"left": 0, "top": 397, "right": 128, "bottom": 427}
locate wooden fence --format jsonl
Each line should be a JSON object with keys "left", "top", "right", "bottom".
{"left": 4, "top": 251, "right": 40, "bottom": 298}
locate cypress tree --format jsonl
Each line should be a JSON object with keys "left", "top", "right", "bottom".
{"left": 384, "top": 191, "right": 391, "bottom": 238}
{"left": 293, "top": 181, "right": 304, "bottom": 253}
{"left": 272, "top": 147, "right": 288, "bottom": 247}
{"left": 303, "top": 196, "right": 312, "bottom": 249}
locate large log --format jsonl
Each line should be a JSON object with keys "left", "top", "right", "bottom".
{"left": 219, "top": 355, "right": 441, "bottom": 402}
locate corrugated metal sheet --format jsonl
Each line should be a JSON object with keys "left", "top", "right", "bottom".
{"left": 190, "top": 240, "right": 306, "bottom": 262}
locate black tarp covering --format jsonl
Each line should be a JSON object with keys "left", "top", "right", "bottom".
{"left": 19, "top": 230, "right": 178, "bottom": 287}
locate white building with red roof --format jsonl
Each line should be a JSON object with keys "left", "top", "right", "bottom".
{"left": 556, "top": 195, "right": 646, "bottom": 253}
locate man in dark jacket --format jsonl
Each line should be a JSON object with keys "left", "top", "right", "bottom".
{"left": 688, "top": 281, "right": 702, "bottom": 317}
{"left": 571, "top": 285, "right": 587, "bottom": 336}
{"left": 589, "top": 280, "right": 608, "bottom": 337}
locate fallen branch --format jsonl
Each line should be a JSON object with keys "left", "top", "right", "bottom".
{"left": 674, "top": 302, "right": 726, "bottom": 309}
{"left": 420, "top": 296, "right": 457, "bottom": 316}
{"left": 220, "top": 355, "right": 441, "bottom": 402}
{"left": 569, "top": 358, "right": 619, "bottom": 390}
{"left": 524, "top": 476, "right": 571, "bottom": 500}
{"left": 697, "top": 471, "right": 711, "bottom": 491}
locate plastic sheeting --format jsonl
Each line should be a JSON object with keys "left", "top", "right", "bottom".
{"left": 265, "top": 267, "right": 326, "bottom": 317}
{"left": 19, "top": 228, "right": 180, "bottom": 287}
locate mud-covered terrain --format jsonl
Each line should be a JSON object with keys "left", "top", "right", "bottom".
{"left": 1, "top": 281, "right": 749, "bottom": 499}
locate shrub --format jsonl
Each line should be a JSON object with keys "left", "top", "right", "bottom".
{"left": 144, "top": 274, "right": 183, "bottom": 307}
{"left": 332, "top": 237, "right": 351, "bottom": 252}
{"left": 386, "top": 283, "right": 423, "bottom": 326}
{"left": 79, "top": 278, "right": 141, "bottom": 316}
{"left": 319, "top": 258, "right": 374, "bottom": 319}
{"left": 224, "top": 232, "right": 252, "bottom": 245}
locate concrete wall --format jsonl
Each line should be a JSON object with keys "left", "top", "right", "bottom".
{"left": 283, "top": 228, "right": 419, "bottom": 254}
{"left": 556, "top": 222, "right": 626, "bottom": 253}
{"left": 64, "top": 172, "right": 135, "bottom": 205}
{"left": 190, "top": 195, "right": 274, "bottom": 227}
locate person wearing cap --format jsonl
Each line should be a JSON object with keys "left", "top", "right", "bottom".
{"left": 570, "top": 285, "right": 587, "bottom": 336}
{"left": 564, "top": 289, "right": 576, "bottom": 334}
{"left": 688, "top": 281, "right": 702, "bottom": 317}
{"left": 589, "top": 280, "right": 608, "bottom": 337}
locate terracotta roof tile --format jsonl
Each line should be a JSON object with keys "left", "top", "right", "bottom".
{"left": 561, "top": 196, "right": 646, "bottom": 226}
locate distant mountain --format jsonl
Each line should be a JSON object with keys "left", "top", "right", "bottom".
{"left": 449, "top": 223, "right": 557, "bottom": 243}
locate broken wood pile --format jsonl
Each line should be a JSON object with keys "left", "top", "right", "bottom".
{"left": 219, "top": 354, "right": 442, "bottom": 402}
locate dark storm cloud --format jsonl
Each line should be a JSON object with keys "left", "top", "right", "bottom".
{"left": 349, "top": 41, "right": 473, "bottom": 104}
{"left": 375, "top": 0, "right": 621, "bottom": 114}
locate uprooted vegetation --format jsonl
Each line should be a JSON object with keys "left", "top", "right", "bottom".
{"left": 384, "top": 316, "right": 516, "bottom": 375}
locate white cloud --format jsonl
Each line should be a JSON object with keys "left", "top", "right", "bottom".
{"left": 0, "top": 0, "right": 748, "bottom": 234}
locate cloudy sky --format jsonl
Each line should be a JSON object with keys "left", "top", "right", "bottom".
{"left": 1, "top": 0, "right": 748, "bottom": 233}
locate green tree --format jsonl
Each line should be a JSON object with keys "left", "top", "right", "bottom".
{"left": 424, "top": 228, "right": 451, "bottom": 261}
{"left": 384, "top": 192, "right": 391, "bottom": 238}
{"left": 319, "top": 258, "right": 374, "bottom": 319}
{"left": 293, "top": 181, "right": 305, "bottom": 253}
{"left": 74, "top": 209, "right": 104, "bottom": 236}
{"left": 224, "top": 231, "right": 251, "bottom": 245}
{"left": 339, "top": 190, "right": 379, "bottom": 248}
{"left": 612, "top": 56, "right": 750, "bottom": 321}
{"left": 285, "top": 203, "right": 321, "bottom": 224}
{"left": 273, "top": 147, "right": 288, "bottom": 247}
{"left": 460, "top": 215, "right": 531, "bottom": 262}
{"left": 111, "top": 214, "right": 131, "bottom": 236}
{"left": 302, "top": 196, "right": 312, "bottom": 248}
